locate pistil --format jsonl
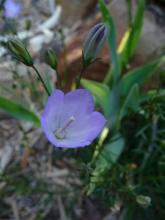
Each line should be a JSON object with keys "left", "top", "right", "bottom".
{"left": 55, "top": 116, "right": 75, "bottom": 139}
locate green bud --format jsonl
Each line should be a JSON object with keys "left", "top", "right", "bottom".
{"left": 136, "top": 195, "right": 151, "bottom": 208}
{"left": 45, "top": 49, "right": 58, "bottom": 70}
{"left": 7, "top": 39, "right": 33, "bottom": 66}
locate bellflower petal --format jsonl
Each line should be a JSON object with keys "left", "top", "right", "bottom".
{"left": 60, "top": 89, "right": 94, "bottom": 128}
{"left": 68, "top": 112, "right": 106, "bottom": 143}
{"left": 41, "top": 89, "right": 106, "bottom": 148}
{"left": 41, "top": 90, "right": 64, "bottom": 131}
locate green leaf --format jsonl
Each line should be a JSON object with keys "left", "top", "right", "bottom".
{"left": 108, "top": 82, "right": 122, "bottom": 129}
{"left": 119, "top": 84, "right": 139, "bottom": 119}
{"left": 118, "top": 0, "right": 145, "bottom": 68}
{"left": 81, "top": 78, "right": 110, "bottom": 117}
{"left": 99, "top": 0, "right": 121, "bottom": 85}
{"left": 0, "top": 96, "right": 40, "bottom": 127}
{"left": 81, "top": 79, "right": 122, "bottom": 130}
{"left": 87, "top": 134, "right": 125, "bottom": 194}
{"left": 122, "top": 56, "right": 165, "bottom": 96}
{"left": 95, "top": 135, "right": 124, "bottom": 170}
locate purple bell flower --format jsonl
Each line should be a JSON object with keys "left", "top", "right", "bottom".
{"left": 4, "top": 0, "right": 21, "bottom": 19}
{"left": 41, "top": 89, "right": 106, "bottom": 148}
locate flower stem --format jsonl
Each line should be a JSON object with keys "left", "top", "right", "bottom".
{"left": 56, "top": 69, "right": 62, "bottom": 89}
{"left": 32, "top": 65, "right": 51, "bottom": 96}
{"left": 76, "top": 64, "right": 86, "bottom": 89}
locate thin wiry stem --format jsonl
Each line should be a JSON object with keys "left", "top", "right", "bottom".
{"left": 56, "top": 69, "right": 62, "bottom": 89}
{"left": 76, "top": 64, "right": 86, "bottom": 89}
{"left": 32, "top": 65, "right": 51, "bottom": 96}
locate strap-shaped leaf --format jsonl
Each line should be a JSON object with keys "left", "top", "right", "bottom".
{"left": 119, "top": 84, "right": 139, "bottom": 119}
{"left": 0, "top": 96, "right": 40, "bottom": 127}
{"left": 99, "top": 0, "right": 121, "bottom": 85}
{"left": 118, "top": 0, "right": 145, "bottom": 68}
{"left": 87, "top": 134, "right": 125, "bottom": 194}
{"left": 107, "top": 82, "right": 122, "bottom": 129}
{"left": 122, "top": 56, "right": 165, "bottom": 96}
{"left": 81, "top": 78, "right": 110, "bottom": 117}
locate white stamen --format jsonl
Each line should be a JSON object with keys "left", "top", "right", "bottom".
{"left": 54, "top": 116, "right": 75, "bottom": 139}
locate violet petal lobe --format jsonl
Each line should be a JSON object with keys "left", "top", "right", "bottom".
{"left": 68, "top": 112, "right": 106, "bottom": 145}
{"left": 41, "top": 89, "right": 106, "bottom": 148}
{"left": 60, "top": 89, "right": 94, "bottom": 128}
{"left": 41, "top": 90, "right": 64, "bottom": 132}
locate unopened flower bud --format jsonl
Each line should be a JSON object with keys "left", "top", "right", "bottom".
{"left": 45, "top": 49, "right": 58, "bottom": 70}
{"left": 136, "top": 195, "right": 151, "bottom": 208}
{"left": 82, "top": 23, "right": 107, "bottom": 66}
{"left": 7, "top": 39, "right": 33, "bottom": 66}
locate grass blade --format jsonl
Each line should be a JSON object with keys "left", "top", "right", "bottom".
{"left": 118, "top": 0, "right": 145, "bottom": 68}
{"left": 0, "top": 96, "right": 40, "bottom": 127}
{"left": 99, "top": 0, "right": 121, "bottom": 85}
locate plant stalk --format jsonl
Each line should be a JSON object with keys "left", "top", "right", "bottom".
{"left": 32, "top": 65, "right": 51, "bottom": 96}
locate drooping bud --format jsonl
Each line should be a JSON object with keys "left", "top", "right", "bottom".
{"left": 7, "top": 39, "right": 33, "bottom": 66}
{"left": 136, "top": 195, "right": 151, "bottom": 208}
{"left": 82, "top": 23, "right": 107, "bottom": 67}
{"left": 45, "top": 49, "right": 58, "bottom": 70}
